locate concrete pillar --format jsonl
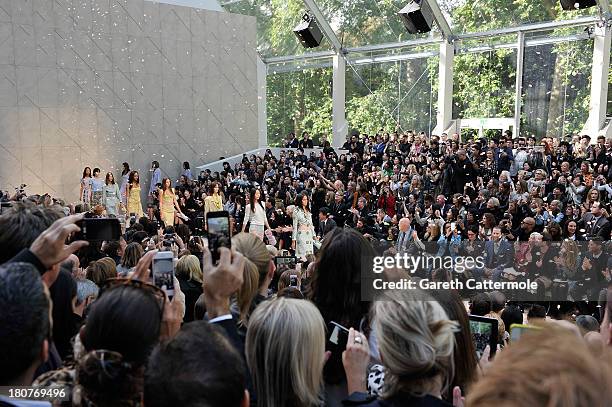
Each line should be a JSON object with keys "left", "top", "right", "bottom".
{"left": 257, "top": 56, "right": 268, "bottom": 148}
{"left": 332, "top": 55, "right": 348, "bottom": 148}
{"left": 433, "top": 41, "right": 454, "bottom": 135}
{"left": 582, "top": 24, "right": 611, "bottom": 137}
{"left": 514, "top": 31, "right": 525, "bottom": 137}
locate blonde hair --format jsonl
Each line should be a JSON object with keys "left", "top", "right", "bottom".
{"left": 232, "top": 233, "right": 271, "bottom": 325}
{"left": 372, "top": 289, "right": 457, "bottom": 398}
{"left": 246, "top": 298, "right": 325, "bottom": 407}
{"left": 561, "top": 239, "right": 579, "bottom": 272}
{"left": 467, "top": 326, "right": 612, "bottom": 406}
{"left": 86, "top": 257, "right": 118, "bottom": 286}
{"left": 175, "top": 255, "right": 202, "bottom": 284}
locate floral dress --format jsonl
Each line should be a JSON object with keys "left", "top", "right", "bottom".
{"left": 81, "top": 177, "right": 92, "bottom": 205}
{"left": 292, "top": 208, "right": 315, "bottom": 259}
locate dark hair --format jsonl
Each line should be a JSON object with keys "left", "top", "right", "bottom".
{"left": 470, "top": 293, "right": 491, "bottom": 316}
{"left": 144, "top": 321, "right": 246, "bottom": 407}
{"left": 0, "top": 201, "right": 63, "bottom": 264}
{"left": 128, "top": 171, "right": 140, "bottom": 190}
{"left": 489, "top": 291, "right": 506, "bottom": 313}
{"left": 500, "top": 305, "right": 522, "bottom": 332}
{"left": 103, "top": 240, "right": 121, "bottom": 258}
{"left": 307, "top": 228, "right": 374, "bottom": 384}
{"left": 527, "top": 304, "right": 547, "bottom": 319}
{"left": 183, "top": 161, "right": 190, "bottom": 170}
{"left": 430, "top": 290, "right": 478, "bottom": 400}
{"left": 277, "top": 287, "right": 305, "bottom": 299}
{"left": 296, "top": 192, "right": 310, "bottom": 212}
{"left": 105, "top": 172, "right": 115, "bottom": 185}
{"left": 82, "top": 285, "right": 162, "bottom": 366}
{"left": 152, "top": 161, "right": 159, "bottom": 169}
{"left": 249, "top": 188, "right": 262, "bottom": 213}
{"left": 49, "top": 270, "right": 78, "bottom": 360}
{"left": 93, "top": 167, "right": 100, "bottom": 176}
{"left": 122, "top": 162, "right": 130, "bottom": 176}
{"left": 0, "top": 263, "right": 50, "bottom": 383}
{"left": 83, "top": 166, "right": 92, "bottom": 178}
{"left": 210, "top": 181, "right": 221, "bottom": 195}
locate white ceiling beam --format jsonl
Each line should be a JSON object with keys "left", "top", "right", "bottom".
{"left": 427, "top": 0, "right": 453, "bottom": 40}
{"left": 301, "top": 0, "right": 344, "bottom": 53}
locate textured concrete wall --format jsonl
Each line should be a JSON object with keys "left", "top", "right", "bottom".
{"left": 0, "top": 0, "right": 258, "bottom": 201}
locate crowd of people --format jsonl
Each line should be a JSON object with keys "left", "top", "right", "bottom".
{"left": 1, "top": 128, "right": 612, "bottom": 406}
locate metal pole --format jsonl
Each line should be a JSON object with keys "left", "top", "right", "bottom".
{"left": 514, "top": 31, "right": 525, "bottom": 137}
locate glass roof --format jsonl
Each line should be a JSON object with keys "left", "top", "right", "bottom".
{"left": 220, "top": 0, "right": 602, "bottom": 58}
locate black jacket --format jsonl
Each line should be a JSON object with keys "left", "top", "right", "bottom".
{"left": 343, "top": 392, "right": 452, "bottom": 407}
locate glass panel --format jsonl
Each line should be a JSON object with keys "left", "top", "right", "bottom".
{"left": 452, "top": 47, "right": 517, "bottom": 126}
{"left": 267, "top": 66, "right": 333, "bottom": 145}
{"left": 608, "top": 42, "right": 612, "bottom": 118}
{"left": 443, "top": 0, "right": 598, "bottom": 35}
{"left": 345, "top": 51, "right": 438, "bottom": 135}
{"left": 316, "top": 0, "right": 437, "bottom": 49}
{"left": 520, "top": 38, "right": 593, "bottom": 139}
{"left": 222, "top": 0, "right": 333, "bottom": 57}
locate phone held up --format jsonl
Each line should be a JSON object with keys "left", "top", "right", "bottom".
{"left": 468, "top": 315, "right": 498, "bottom": 360}
{"left": 152, "top": 251, "right": 175, "bottom": 300}
{"left": 206, "top": 211, "right": 231, "bottom": 263}
{"left": 74, "top": 218, "right": 121, "bottom": 242}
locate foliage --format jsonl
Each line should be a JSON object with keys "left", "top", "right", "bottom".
{"left": 225, "top": 0, "right": 602, "bottom": 143}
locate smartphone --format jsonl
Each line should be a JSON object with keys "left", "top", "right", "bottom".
{"left": 509, "top": 323, "right": 541, "bottom": 342}
{"left": 328, "top": 321, "right": 350, "bottom": 350}
{"left": 468, "top": 315, "right": 498, "bottom": 359}
{"left": 450, "top": 222, "right": 456, "bottom": 231}
{"left": 74, "top": 218, "right": 121, "bottom": 241}
{"left": 152, "top": 251, "right": 175, "bottom": 299}
{"left": 206, "top": 211, "right": 231, "bottom": 263}
{"left": 289, "top": 274, "right": 298, "bottom": 287}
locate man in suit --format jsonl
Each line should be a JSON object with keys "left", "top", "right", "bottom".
{"left": 482, "top": 227, "right": 514, "bottom": 281}
{"left": 579, "top": 202, "right": 611, "bottom": 240}
{"left": 395, "top": 217, "right": 425, "bottom": 256}
{"left": 435, "top": 194, "right": 452, "bottom": 219}
{"left": 317, "top": 207, "right": 337, "bottom": 239}
{"left": 330, "top": 191, "right": 350, "bottom": 227}
{"left": 579, "top": 238, "right": 608, "bottom": 300}
{"left": 285, "top": 132, "right": 299, "bottom": 148}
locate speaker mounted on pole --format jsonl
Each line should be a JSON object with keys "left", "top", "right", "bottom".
{"left": 293, "top": 13, "right": 324, "bottom": 48}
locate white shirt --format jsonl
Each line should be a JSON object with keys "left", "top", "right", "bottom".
{"left": 243, "top": 202, "right": 267, "bottom": 226}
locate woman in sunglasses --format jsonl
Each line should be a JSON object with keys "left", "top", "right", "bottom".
{"left": 34, "top": 251, "right": 185, "bottom": 406}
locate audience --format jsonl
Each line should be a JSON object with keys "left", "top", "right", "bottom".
{"left": 1, "top": 129, "right": 612, "bottom": 406}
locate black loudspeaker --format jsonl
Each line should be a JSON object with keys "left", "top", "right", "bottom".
{"left": 293, "top": 15, "right": 323, "bottom": 48}
{"left": 398, "top": 0, "right": 433, "bottom": 34}
{"left": 559, "top": 0, "right": 596, "bottom": 9}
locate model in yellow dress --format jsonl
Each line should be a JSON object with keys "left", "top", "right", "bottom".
{"left": 126, "top": 171, "right": 144, "bottom": 219}
{"left": 204, "top": 181, "right": 224, "bottom": 223}
{"left": 159, "top": 178, "right": 184, "bottom": 227}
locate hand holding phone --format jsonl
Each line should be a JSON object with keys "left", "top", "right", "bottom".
{"left": 207, "top": 211, "right": 231, "bottom": 263}
{"left": 469, "top": 315, "right": 498, "bottom": 360}
{"left": 153, "top": 251, "right": 175, "bottom": 300}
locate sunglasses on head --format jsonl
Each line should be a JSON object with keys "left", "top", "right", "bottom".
{"left": 100, "top": 278, "right": 165, "bottom": 315}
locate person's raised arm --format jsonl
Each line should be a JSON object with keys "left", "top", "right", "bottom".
{"left": 201, "top": 247, "right": 245, "bottom": 319}
{"left": 26, "top": 213, "right": 89, "bottom": 272}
